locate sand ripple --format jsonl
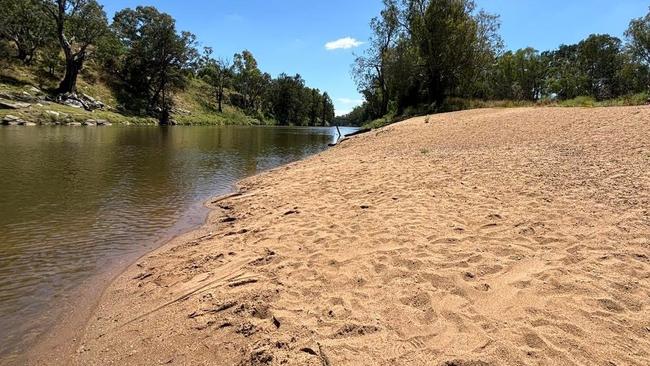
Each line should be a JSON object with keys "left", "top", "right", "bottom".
{"left": 54, "top": 107, "right": 650, "bottom": 365}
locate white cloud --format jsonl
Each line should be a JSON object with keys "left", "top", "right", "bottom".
{"left": 337, "top": 98, "right": 364, "bottom": 105}
{"left": 325, "top": 37, "right": 364, "bottom": 50}
{"left": 337, "top": 109, "right": 352, "bottom": 116}
{"left": 334, "top": 97, "right": 364, "bottom": 116}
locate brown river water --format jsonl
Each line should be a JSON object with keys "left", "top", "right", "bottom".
{"left": 0, "top": 125, "right": 355, "bottom": 362}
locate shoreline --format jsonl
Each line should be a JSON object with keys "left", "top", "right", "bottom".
{"left": 21, "top": 200, "right": 217, "bottom": 365}
{"left": 20, "top": 126, "right": 343, "bottom": 365}
{"left": 34, "top": 107, "right": 650, "bottom": 365}
{"left": 23, "top": 147, "right": 335, "bottom": 365}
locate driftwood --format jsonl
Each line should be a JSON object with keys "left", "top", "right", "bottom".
{"left": 329, "top": 126, "right": 372, "bottom": 146}
{"left": 210, "top": 191, "right": 243, "bottom": 204}
{"left": 344, "top": 128, "right": 371, "bottom": 138}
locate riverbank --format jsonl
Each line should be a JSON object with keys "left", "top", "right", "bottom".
{"left": 0, "top": 125, "right": 343, "bottom": 364}
{"left": 0, "top": 85, "right": 263, "bottom": 127}
{"left": 47, "top": 107, "right": 649, "bottom": 365}
{"left": 0, "top": 65, "right": 267, "bottom": 126}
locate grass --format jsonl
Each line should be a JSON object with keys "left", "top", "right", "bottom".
{"left": 0, "top": 62, "right": 275, "bottom": 126}
{"left": 0, "top": 102, "right": 157, "bottom": 125}
{"left": 558, "top": 93, "right": 649, "bottom": 107}
{"left": 171, "top": 78, "right": 272, "bottom": 126}
{"left": 362, "top": 93, "right": 649, "bottom": 129}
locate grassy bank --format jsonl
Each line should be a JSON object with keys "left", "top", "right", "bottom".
{"left": 361, "top": 93, "right": 649, "bottom": 129}
{"left": 0, "top": 63, "right": 269, "bottom": 126}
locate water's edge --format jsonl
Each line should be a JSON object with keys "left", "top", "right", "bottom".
{"left": 21, "top": 200, "right": 216, "bottom": 365}
{"left": 21, "top": 141, "right": 337, "bottom": 365}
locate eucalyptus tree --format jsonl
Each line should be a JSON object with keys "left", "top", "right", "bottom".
{"left": 352, "top": 0, "right": 501, "bottom": 119}
{"left": 233, "top": 50, "right": 270, "bottom": 114}
{"left": 321, "top": 92, "right": 335, "bottom": 124}
{"left": 353, "top": 0, "right": 401, "bottom": 117}
{"left": 492, "top": 48, "right": 545, "bottom": 101}
{"left": 112, "top": 6, "right": 198, "bottom": 124}
{"left": 43, "top": 0, "right": 108, "bottom": 93}
{"left": 626, "top": 8, "right": 650, "bottom": 66}
{"left": 199, "top": 47, "right": 232, "bottom": 113}
{"left": 408, "top": 0, "right": 487, "bottom": 104}
{"left": 308, "top": 88, "right": 323, "bottom": 126}
{"left": 544, "top": 44, "right": 585, "bottom": 100}
{"left": 577, "top": 34, "right": 623, "bottom": 99}
{"left": 625, "top": 8, "right": 650, "bottom": 91}
{"left": 0, "top": 0, "right": 51, "bottom": 64}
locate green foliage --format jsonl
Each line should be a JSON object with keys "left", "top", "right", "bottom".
{"left": 195, "top": 48, "right": 333, "bottom": 126}
{"left": 626, "top": 8, "right": 650, "bottom": 65}
{"left": 0, "top": 0, "right": 52, "bottom": 64}
{"left": 351, "top": 0, "right": 503, "bottom": 122}
{"left": 544, "top": 44, "right": 584, "bottom": 100}
{"left": 43, "top": 0, "right": 110, "bottom": 93}
{"left": 347, "top": 1, "right": 650, "bottom": 126}
{"left": 198, "top": 47, "right": 232, "bottom": 113}
{"left": 1, "top": 1, "right": 336, "bottom": 126}
{"left": 491, "top": 48, "right": 545, "bottom": 101}
{"left": 257, "top": 73, "right": 334, "bottom": 126}
{"left": 577, "top": 34, "right": 624, "bottom": 99}
{"left": 559, "top": 93, "right": 649, "bottom": 107}
{"left": 268, "top": 73, "right": 308, "bottom": 125}
{"left": 112, "top": 6, "right": 197, "bottom": 124}
{"left": 232, "top": 50, "right": 270, "bottom": 114}
{"left": 558, "top": 96, "right": 597, "bottom": 107}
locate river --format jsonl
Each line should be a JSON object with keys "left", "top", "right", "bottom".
{"left": 0, "top": 124, "right": 356, "bottom": 362}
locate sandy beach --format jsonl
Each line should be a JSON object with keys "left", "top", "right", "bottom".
{"left": 37, "top": 107, "right": 649, "bottom": 365}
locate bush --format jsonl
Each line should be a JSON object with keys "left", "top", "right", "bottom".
{"left": 559, "top": 96, "right": 597, "bottom": 107}
{"left": 439, "top": 97, "right": 471, "bottom": 112}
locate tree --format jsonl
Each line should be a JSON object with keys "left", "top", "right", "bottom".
{"left": 352, "top": 0, "right": 501, "bottom": 120}
{"left": 269, "top": 73, "right": 307, "bottom": 125}
{"left": 409, "top": 0, "right": 482, "bottom": 104}
{"left": 199, "top": 47, "right": 232, "bottom": 112}
{"left": 308, "top": 88, "right": 323, "bottom": 126}
{"left": 384, "top": 38, "right": 420, "bottom": 114}
{"left": 577, "top": 34, "right": 623, "bottom": 99}
{"left": 626, "top": 8, "right": 650, "bottom": 66}
{"left": 544, "top": 44, "right": 585, "bottom": 100}
{"left": 0, "top": 0, "right": 51, "bottom": 64}
{"left": 463, "top": 9, "right": 503, "bottom": 98}
{"left": 112, "top": 6, "right": 197, "bottom": 124}
{"left": 321, "top": 92, "right": 335, "bottom": 125}
{"left": 233, "top": 50, "right": 269, "bottom": 114}
{"left": 43, "top": 0, "right": 108, "bottom": 93}
{"left": 353, "top": 0, "right": 400, "bottom": 116}
{"left": 492, "top": 48, "right": 545, "bottom": 101}
{"left": 625, "top": 8, "right": 650, "bottom": 91}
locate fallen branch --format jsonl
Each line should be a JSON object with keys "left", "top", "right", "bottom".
{"left": 344, "top": 128, "right": 371, "bottom": 138}
{"left": 211, "top": 191, "right": 243, "bottom": 204}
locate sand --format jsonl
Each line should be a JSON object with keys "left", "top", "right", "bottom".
{"left": 44, "top": 107, "right": 650, "bottom": 365}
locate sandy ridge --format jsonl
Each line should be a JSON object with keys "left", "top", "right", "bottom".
{"left": 62, "top": 107, "right": 649, "bottom": 365}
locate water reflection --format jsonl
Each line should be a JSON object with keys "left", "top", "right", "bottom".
{"left": 0, "top": 125, "right": 356, "bottom": 360}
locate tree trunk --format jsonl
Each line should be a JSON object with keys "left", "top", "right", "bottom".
{"left": 16, "top": 47, "right": 30, "bottom": 65}
{"left": 58, "top": 52, "right": 84, "bottom": 94}
{"left": 159, "top": 76, "right": 171, "bottom": 126}
{"left": 217, "top": 86, "right": 223, "bottom": 113}
{"left": 159, "top": 108, "right": 171, "bottom": 126}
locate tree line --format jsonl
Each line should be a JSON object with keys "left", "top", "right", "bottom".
{"left": 346, "top": 0, "right": 650, "bottom": 125}
{"left": 0, "top": 0, "right": 335, "bottom": 125}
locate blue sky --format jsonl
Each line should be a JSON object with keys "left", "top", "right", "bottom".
{"left": 101, "top": 1, "right": 649, "bottom": 115}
